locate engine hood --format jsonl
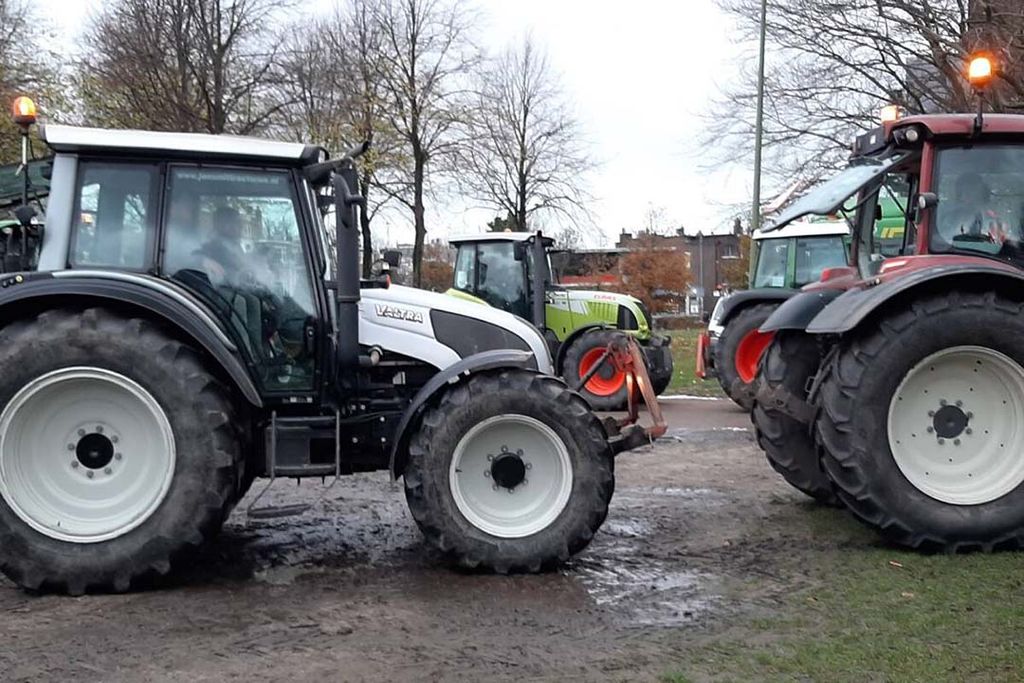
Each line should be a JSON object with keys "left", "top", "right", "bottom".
{"left": 360, "top": 285, "right": 553, "bottom": 374}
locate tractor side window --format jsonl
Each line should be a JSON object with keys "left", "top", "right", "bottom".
{"left": 70, "top": 162, "right": 157, "bottom": 269}
{"left": 752, "top": 238, "right": 789, "bottom": 288}
{"left": 163, "top": 167, "right": 317, "bottom": 392}
{"left": 876, "top": 176, "right": 910, "bottom": 256}
{"left": 453, "top": 244, "right": 476, "bottom": 293}
{"left": 476, "top": 242, "right": 529, "bottom": 317}
{"left": 793, "top": 236, "right": 847, "bottom": 286}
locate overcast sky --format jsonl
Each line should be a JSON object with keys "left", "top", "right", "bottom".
{"left": 40, "top": 0, "right": 752, "bottom": 246}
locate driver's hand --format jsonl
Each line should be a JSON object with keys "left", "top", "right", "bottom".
{"left": 988, "top": 220, "right": 1010, "bottom": 244}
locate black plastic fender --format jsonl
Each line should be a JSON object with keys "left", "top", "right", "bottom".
{"left": 389, "top": 349, "right": 539, "bottom": 477}
{"left": 805, "top": 264, "right": 1024, "bottom": 335}
{"left": 0, "top": 271, "right": 262, "bottom": 406}
{"left": 760, "top": 288, "right": 845, "bottom": 333}
{"left": 716, "top": 288, "right": 796, "bottom": 327}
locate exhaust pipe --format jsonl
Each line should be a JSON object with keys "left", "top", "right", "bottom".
{"left": 530, "top": 230, "right": 548, "bottom": 330}
{"left": 333, "top": 162, "right": 364, "bottom": 388}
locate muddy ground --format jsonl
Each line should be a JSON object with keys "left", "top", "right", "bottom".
{"left": 0, "top": 398, "right": 846, "bottom": 682}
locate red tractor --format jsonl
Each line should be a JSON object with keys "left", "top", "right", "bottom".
{"left": 754, "top": 57, "right": 1024, "bottom": 550}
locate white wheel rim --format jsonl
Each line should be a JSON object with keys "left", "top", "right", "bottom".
{"left": 449, "top": 414, "right": 573, "bottom": 538}
{"left": 888, "top": 346, "right": 1024, "bottom": 505}
{"left": 0, "top": 367, "right": 176, "bottom": 543}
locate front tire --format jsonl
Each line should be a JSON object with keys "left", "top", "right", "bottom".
{"left": 562, "top": 329, "right": 630, "bottom": 410}
{"left": 0, "top": 308, "right": 240, "bottom": 593}
{"left": 404, "top": 370, "right": 614, "bottom": 572}
{"left": 752, "top": 331, "right": 837, "bottom": 504}
{"left": 817, "top": 292, "right": 1024, "bottom": 551}
{"left": 715, "top": 304, "right": 777, "bottom": 409}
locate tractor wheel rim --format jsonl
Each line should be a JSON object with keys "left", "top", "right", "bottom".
{"left": 735, "top": 329, "right": 775, "bottom": 384}
{"left": 0, "top": 367, "right": 176, "bottom": 543}
{"left": 578, "top": 347, "right": 625, "bottom": 396}
{"left": 888, "top": 346, "right": 1024, "bottom": 505}
{"left": 449, "top": 414, "right": 572, "bottom": 538}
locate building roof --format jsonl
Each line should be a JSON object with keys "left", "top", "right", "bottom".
{"left": 40, "top": 124, "right": 322, "bottom": 165}
{"left": 753, "top": 219, "right": 848, "bottom": 240}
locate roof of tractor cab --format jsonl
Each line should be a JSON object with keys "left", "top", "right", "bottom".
{"left": 40, "top": 124, "right": 324, "bottom": 166}
{"left": 753, "top": 219, "right": 848, "bottom": 240}
{"left": 892, "top": 113, "right": 1024, "bottom": 138}
{"left": 448, "top": 232, "right": 534, "bottom": 244}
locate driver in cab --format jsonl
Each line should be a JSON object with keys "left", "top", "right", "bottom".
{"left": 938, "top": 173, "right": 1019, "bottom": 251}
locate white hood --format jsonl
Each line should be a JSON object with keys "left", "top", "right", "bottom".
{"left": 359, "top": 285, "right": 553, "bottom": 374}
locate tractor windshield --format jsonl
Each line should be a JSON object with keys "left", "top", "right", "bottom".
{"left": 931, "top": 145, "right": 1024, "bottom": 265}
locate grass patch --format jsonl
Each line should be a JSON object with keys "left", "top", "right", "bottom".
{"left": 666, "top": 546, "right": 1024, "bottom": 682}
{"left": 663, "top": 328, "right": 724, "bottom": 397}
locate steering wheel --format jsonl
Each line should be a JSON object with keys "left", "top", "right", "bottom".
{"left": 172, "top": 268, "right": 280, "bottom": 360}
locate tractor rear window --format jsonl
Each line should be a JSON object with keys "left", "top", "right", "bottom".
{"left": 70, "top": 162, "right": 158, "bottom": 269}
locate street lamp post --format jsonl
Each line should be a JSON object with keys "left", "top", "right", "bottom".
{"left": 751, "top": 0, "right": 768, "bottom": 233}
{"left": 697, "top": 230, "right": 705, "bottom": 320}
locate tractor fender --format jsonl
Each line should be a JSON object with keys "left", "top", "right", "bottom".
{"left": 806, "top": 263, "right": 1024, "bottom": 335}
{"left": 389, "top": 349, "right": 538, "bottom": 478}
{"left": 714, "top": 288, "right": 796, "bottom": 327}
{"left": 554, "top": 323, "right": 609, "bottom": 373}
{"left": 760, "top": 289, "right": 844, "bottom": 333}
{"left": 0, "top": 271, "right": 262, "bottom": 406}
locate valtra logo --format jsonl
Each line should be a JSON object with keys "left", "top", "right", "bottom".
{"left": 374, "top": 303, "right": 424, "bottom": 324}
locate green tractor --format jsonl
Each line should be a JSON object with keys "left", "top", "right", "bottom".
{"left": 447, "top": 231, "right": 673, "bottom": 410}
{"left": 698, "top": 196, "right": 904, "bottom": 408}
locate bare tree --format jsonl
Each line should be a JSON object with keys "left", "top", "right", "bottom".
{"left": 0, "top": 0, "right": 62, "bottom": 162}
{"left": 281, "top": 1, "right": 404, "bottom": 276}
{"left": 459, "top": 35, "right": 594, "bottom": 235}
{"left": 77, "top": 0, "right": 291, "bottom": 134}
{"left": 710, "top": 0, "right": 1024, "bottom": 197}
{"left": 373, "top": 0, "right": 478, "bottom": 287}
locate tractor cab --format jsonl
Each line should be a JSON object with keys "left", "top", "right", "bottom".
{"left": 449, "top": 232, "right": 552, "bottom": 319}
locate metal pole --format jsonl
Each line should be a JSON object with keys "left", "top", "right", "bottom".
{"left": 698, "top": 232, "right": 705, "bottom": 320}
{"left": 751, "top": 0, "right": 768, "bottom": 233}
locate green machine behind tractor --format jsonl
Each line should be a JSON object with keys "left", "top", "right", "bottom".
{"left": 447, "top": 232, "right": 674, "bottom": 410}
{"left": 698, "top": 196, "right": 905, "bottom": 408}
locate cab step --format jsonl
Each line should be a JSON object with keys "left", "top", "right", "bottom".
{"left": 246, "top": 411, "right": 341, "bottom": 521}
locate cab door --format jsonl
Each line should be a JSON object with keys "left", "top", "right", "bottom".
{"left": 159, "top": 165, "right": 320, "bottom": 395}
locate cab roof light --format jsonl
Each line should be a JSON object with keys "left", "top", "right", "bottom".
{"left": 11, "top": 96, "right": 36, "bottom": 127}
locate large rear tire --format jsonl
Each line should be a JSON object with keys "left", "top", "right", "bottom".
{"left": 404, "top": 370, "right": 614, "bottom": 572}
{"left": 817, "top": 292, "right": 1024, "bottom": 551}
{"left": 715, "top": 303, "right": 777, "bottom": 410}
{"left": 562, "top": 328, "right": 630, "bottom": 410}
{"left": 752, "top": 331, "right": 837, "bottom": 504}
{"left": 0, "top": 308, "right": 240, "bottom": 593}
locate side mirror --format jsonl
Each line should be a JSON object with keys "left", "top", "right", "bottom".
{"left": 382, "top": 250, "right": 401, "bottom": 268}
{"left": 874, "top": 204, "right": 883, "bottom": 222}
{"left": 513, "top": 241, "right": 526, "bottom": 261}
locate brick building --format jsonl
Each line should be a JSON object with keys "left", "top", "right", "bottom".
{"left": 615, "top": 230, "right": 743, "bottom": 317}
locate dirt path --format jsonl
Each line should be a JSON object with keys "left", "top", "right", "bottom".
{"left": 0, "top": 399, "right": 833, "bottom": 682}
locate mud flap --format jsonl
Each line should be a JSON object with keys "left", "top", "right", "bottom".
{"left": 695, "top": 331, "right": 710, "bottom": 379}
